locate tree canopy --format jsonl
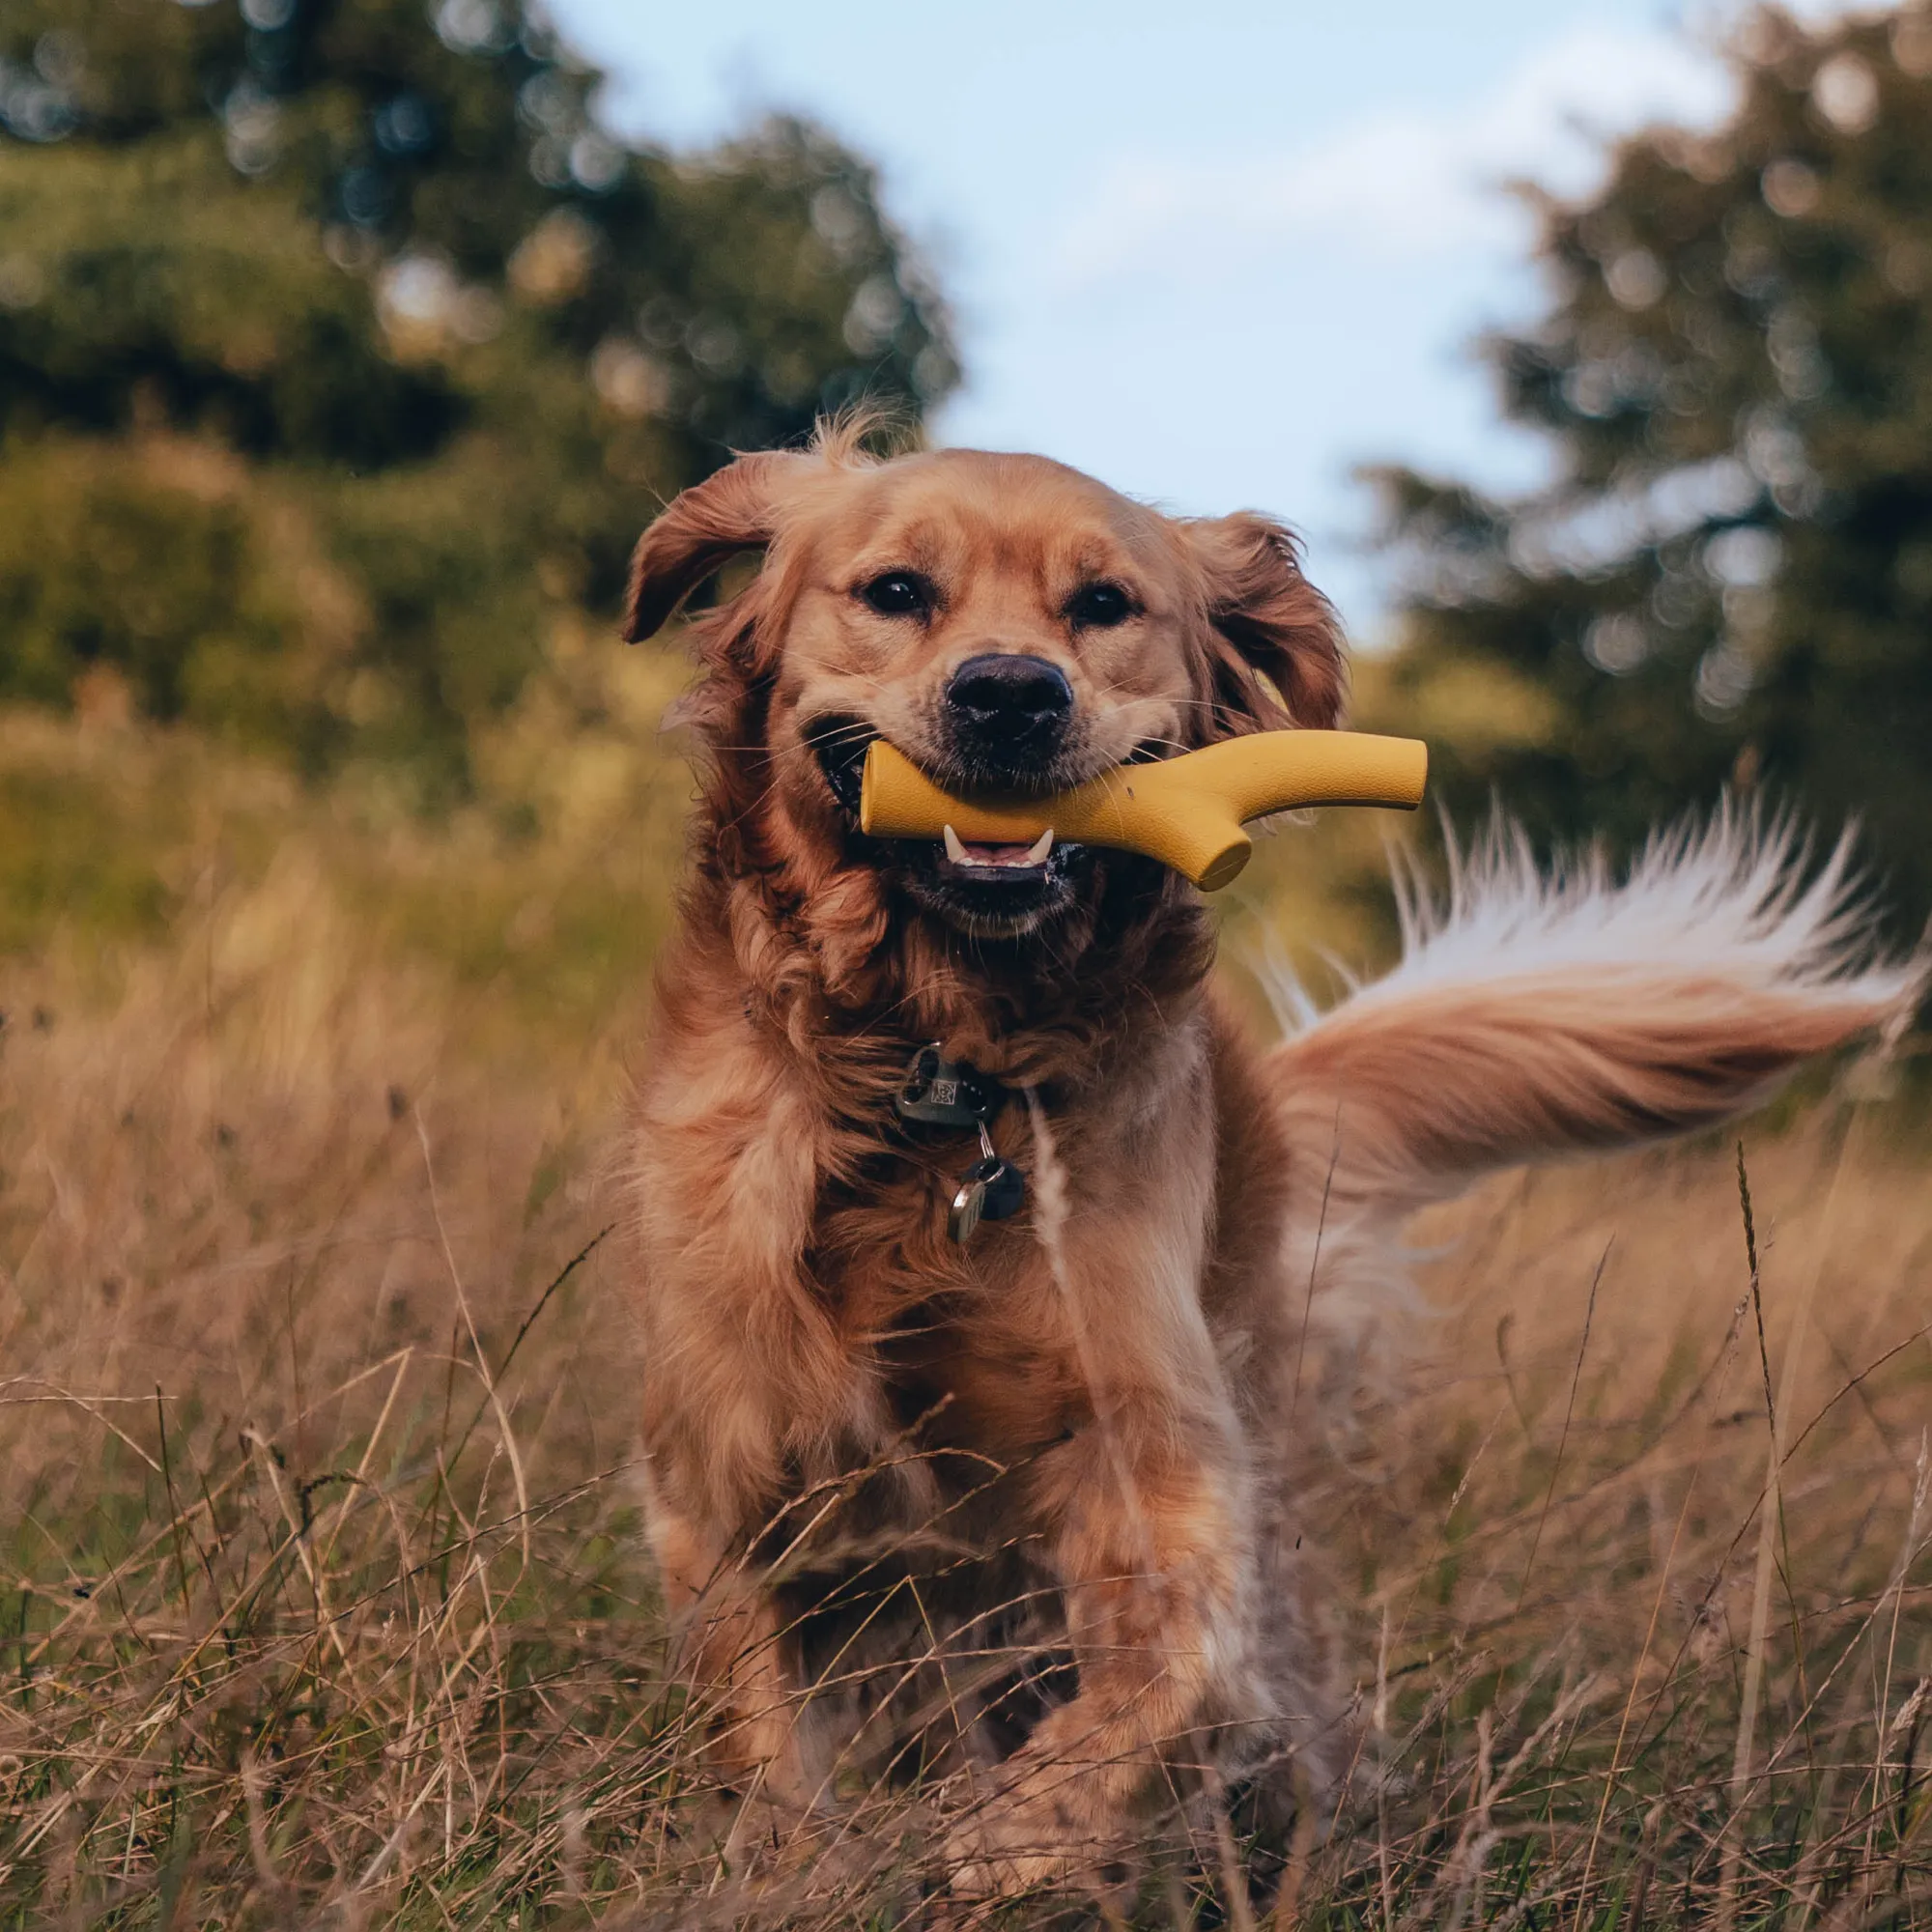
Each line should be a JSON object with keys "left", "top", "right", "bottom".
{"left": 0, "top": 0, "right": 956, "bottom": 792}
{"left": 1373, "top": 5, "right": 1932, "bottom": 934}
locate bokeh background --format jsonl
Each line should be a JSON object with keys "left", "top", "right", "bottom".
{"left": 3, "top": 3, "right": 1931, "bottom": 1925}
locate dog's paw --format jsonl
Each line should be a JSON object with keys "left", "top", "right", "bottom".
{"left": 941, "top": 1753, "right": 1128, "bottom": 1905}
{"left": 943, "top": 1820, "right": 1067, "bottom": 1903}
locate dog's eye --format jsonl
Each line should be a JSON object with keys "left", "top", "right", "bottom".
{"left": 859, "top": 571, "right": 933, "bottom": 618}
{"left": 1066, "top": 582, "right": 1133, "bottom": 628}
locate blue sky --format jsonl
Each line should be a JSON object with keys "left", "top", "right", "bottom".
{"left": 548, "top": 0, "right": 1838, "bottom": 634}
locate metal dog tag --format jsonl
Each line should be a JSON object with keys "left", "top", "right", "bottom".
{"left": 895, "top": 1042, "right": 1002, "bottom": 1128}
{"left": 947, "top": 1123, "right": 1027, "bottom": 1244}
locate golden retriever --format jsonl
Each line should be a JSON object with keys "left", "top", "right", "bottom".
{"left": 617, "top": 420, "right": 1918, "bottom": 1898}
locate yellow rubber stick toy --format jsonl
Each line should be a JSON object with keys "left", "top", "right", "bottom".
{"left": 859, "top": 729, "right": 1429, "bottom": 892}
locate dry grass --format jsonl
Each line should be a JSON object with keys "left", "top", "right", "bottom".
{"left": 1325, "top": 1113, "right": 1932, "bottom": 1932}
{"left": 2, "top": 705, "right": 1929, "bottom": 1927}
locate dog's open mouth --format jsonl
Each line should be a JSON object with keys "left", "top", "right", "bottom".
{"left": 807, "top": 718, "right": 1084, "bottom": 933}
{"left": 938, "top": 824, "right": 1056, "bottom": 887}
{"left": 917, "top": 828, "right": 1079, "bottom": 932}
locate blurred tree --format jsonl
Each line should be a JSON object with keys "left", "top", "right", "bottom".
{"left": 1371, "top": 5, "right": 1932, "bottom": 933}
{"left": 0, "top": 0, "right": 955, "bottom": 790}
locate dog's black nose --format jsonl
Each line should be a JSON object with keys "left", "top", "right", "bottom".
{"left": 945, "top": 654, "right": 1073, "bottom": 773}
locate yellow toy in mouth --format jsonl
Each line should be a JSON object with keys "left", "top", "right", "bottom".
{"left": 859, "top": 730, "right": 1429, "bottom": 892}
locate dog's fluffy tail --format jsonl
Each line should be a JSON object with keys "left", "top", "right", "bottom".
{"left": 1264, "top": 806, "right": 1925, "bottom": 1211}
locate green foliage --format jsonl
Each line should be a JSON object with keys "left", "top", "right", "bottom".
{"left": 0, "top": 0, "right": 956, "bottom": 791}
{"left": 1373, "top": 5, "right": 1932, "bottom": 932}
{"left": 0, "top": 135, "right": 458, "bottom": 462}
{"left": 0, "top": 439, "right": 298, "bottom": 728}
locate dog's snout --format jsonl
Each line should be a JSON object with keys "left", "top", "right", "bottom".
{"left": 945, "top": 654, "right": 1073, "bottom": 773}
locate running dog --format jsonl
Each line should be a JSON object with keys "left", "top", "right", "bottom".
{"left": 616, "top": 422, "right": 1918, "bottom": 1895}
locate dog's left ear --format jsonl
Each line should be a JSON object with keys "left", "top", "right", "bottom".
{"left": 622, "top": 451, "right": 796, "bottom": 643}
{"left": 1184, "top": 512, "right": 1347, "bottom": 735}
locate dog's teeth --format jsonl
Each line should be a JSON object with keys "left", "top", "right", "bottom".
{"left": 942, "top": 823, "right": 967, "bottom": 865}
{"left": 1024, "top": 829, "right": 1055, "bottom": 866}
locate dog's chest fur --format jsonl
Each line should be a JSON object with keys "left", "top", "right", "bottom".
{"left": 628, "top": 983, "right": 1277, "bottom": 1505}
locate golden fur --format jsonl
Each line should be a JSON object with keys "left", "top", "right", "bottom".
{"left": 617, "top": 425, "right": 1919, "bottom": 1897}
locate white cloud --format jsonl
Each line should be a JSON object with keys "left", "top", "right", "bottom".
{"left": 1052, "top": 24, "right": 1739, "bottom": 290}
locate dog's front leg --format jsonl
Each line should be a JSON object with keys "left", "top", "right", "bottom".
{"left": 645, "top": 1492, "right": 819, "bottom": 1814}
{"left": 638, "top": 1293, "right": 859, "bottom": 1820}
{"left": 632, "top": 1056, "right": 867, "bottom": 1818}
{"left": 949, "top": 1395, "right": 1257, "bottom": 1894}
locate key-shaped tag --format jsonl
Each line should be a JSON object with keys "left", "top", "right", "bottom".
{"left": 895, "top": 1042, "right": 1002, "bottom": 1128}
{"left": 947, "top": 1122, "right": 1027, "bottom": 1244}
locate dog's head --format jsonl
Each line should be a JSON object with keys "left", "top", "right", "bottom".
{"left": 626, "top": 428, "right": 1345, "bottom": 946}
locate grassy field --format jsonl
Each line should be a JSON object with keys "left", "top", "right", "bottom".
{"left": 2, "top": 670, "right": 1929, "bottom": 1927}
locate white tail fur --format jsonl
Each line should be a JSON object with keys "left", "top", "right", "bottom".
{"left": 1264, "top": 806, "right": 1925, "bottom": 1210}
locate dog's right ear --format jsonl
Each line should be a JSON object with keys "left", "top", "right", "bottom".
{"left": 622, "top": 452, "right": 793, "bottom": 643}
